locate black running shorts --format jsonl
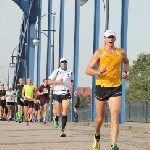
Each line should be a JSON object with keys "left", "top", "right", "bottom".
{"left": 54, "top": 93, "right": 71, "bottom": 103}
{"left": 95, "top": 85, "right": 122, "bottom": 101}
{"left": 0, "top": 100, "right": 6, "bottom": 109}
{"left": 40, "top": 100, "right": 49, "bottom": 106}
{"left": 7, "top": 102, "right": 14, "bottom": 106}
{"left": 24, "top": 100, "right": 34, "bottom": 108}
{"left": 17, "top": 98, "right": 24, "bottom": 106}
{"left": 34, "top": 103, "right": 40, "bottom": 111}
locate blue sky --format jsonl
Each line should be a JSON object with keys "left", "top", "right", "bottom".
{"left": 0, "top": 0, "right": 150, "bottom": 88}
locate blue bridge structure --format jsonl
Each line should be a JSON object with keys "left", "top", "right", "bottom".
{"left": 11, "top": 0, "right": 129, "bottom": 123}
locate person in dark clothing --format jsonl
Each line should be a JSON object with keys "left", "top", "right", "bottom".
{"left": 33, "top": 95, "right": 40, "bottom": 122}
{"left": 74, "top": 91, "right": 80, "bottom": 122}
{"left": 15, "top": 78, "right": 24, "bottom": 123}
{"left": 0, "top": 83, "right": 6, "bottom": 120}
{"left": 37, "top": 79, "right": 50, "bottom": 124}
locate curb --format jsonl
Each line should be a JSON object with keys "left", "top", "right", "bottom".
{"left": 67, "top": 122, "right": 150, "bottom": 133}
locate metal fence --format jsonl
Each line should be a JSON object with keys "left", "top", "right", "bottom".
{"left": 67, "top": 101, "right": 150, "bottom": 122}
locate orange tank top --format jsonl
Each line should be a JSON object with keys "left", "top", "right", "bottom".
{"left": 96, "top": 47, "right": 122, "bottom": 87}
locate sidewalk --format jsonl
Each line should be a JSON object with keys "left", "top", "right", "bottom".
{"left": 69, "top": 122, "right": 150, "bottom": 133}
{"left": 0, "top": 121, "right": 150, "bottom": 150}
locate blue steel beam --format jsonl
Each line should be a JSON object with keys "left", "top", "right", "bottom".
{"left": 27, "top": 0, "right": 38, "bottom": 82}
{"left": 46, "top": 0, "right": 53, "bottom": 79}
{"left": 59, "top": 0, "right": 65, "bottom": 62}
{"left": 71, "top": 1, "right": 80, "bottom": 122}
{"left": 119, "top": 0, "right": 129, "bottom": 124}
{"left": 27, "top": 23, "right": 35, "bottom": 80}
{"left": 12, "top": 0, "right": 30, "bottom": 15}
{"left": 46, "top": 0, "right": 53, "bottom": 123}
{"left": 13, "top": 15, "right": 29, "bottom": 87}
{"left": 29, "top": 0, "right": 38, "bottom": 23}
{"left": 91, "top": 0, "right": 100, "bottom": 122}
{"left": 12, "top": 0, "right": 38, "bottom": 87}
{"left": 37, "top": 0, "right": 42, "bottom": 87}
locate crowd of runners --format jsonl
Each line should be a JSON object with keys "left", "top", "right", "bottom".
{"left": 0, "top": 78, "right": 52, "bottom": 123}
{"left": 0, "top": 29, "right": 129, "bottom": 150}
{"left": 0, "top": 57, "right": 80, "bottom": 137}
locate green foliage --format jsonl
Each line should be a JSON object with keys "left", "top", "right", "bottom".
{"left": 126, "top": 53, "right": 150, "bottom": 101}
{"left": 78, "top": 94, "right": 91, "bottom": 109}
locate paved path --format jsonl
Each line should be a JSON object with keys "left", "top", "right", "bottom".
{"left": 0, "top": 121, "right": 150, "bottom": 150}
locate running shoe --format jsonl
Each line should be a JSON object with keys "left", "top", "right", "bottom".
{"left": 110, "top": 144, "right": 119, "bottom": 150}
{"left": 92, "top": 136, "right": 100, "bottom": 150}
{"left": 43, "top": 119, "right": 46, "bottom": 124}
{"left": 60, "top": 129, "right": 66, "bottom": 137}
{"left": 53, "top": 121, "right": 59, "bottom": 128}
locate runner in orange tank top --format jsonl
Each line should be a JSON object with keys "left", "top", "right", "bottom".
{"left": 85, "top": 30, "right": 129, "bottom": 150}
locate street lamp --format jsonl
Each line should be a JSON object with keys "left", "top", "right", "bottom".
{"left": 7, "top": 46, "right": 18, "bottom": 89}
{"left": 8, "top": 63, "right": 15, "bottom": 89}
{"left": 32, "top": 12, "right": 56, "bottom": 46}
{"left": 76, "top": 0, "right": 88, "bottom": 6}
{"left": 9, "top": 45, "right": 27, "bottom": 88}
{"left": 9, "top": 63, "right": 15, "bottom": 68}
{"left": 103, "top": 0, "right": 109, "bottom": 31}
{"left": 33, "top": 12, "right": 56, "bottom": 122}
{"left": 32, "top": 37, "right": 40, "bottom": 46}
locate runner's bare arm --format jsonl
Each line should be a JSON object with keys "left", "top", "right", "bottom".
{"left": 48, "top": 80, "right": 62, "bottom": 85}
{"left": 34, "top": 87, "right": 37, "bottom": 98}
{"left": 70, "top": 80, "right": 74, "bottom": 86}
{"left": 85, "top": 50, "right": 100, "bottom": 76}
{"left": 22, "top": 87, "right": 25, "bottom": 99}
{"left": 121, "top": 49, "right": 129, "bottom": 72}
{"left": 37, "top": 90, "right": 41, "bottom": 95}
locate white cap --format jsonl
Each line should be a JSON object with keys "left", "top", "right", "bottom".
{"left": 9, "top": 85, "right": 12, "bottom": 88}
{"left": 60, "top": 58, "right": 67, "bottom": 62}
{"left": 104, "top": 30, "right": 116, "bottom": 37}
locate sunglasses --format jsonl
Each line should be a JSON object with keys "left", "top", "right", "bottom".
{"left": 1, "top": 85, "right": 4, "bottom": 86}
{"left": 61, "top": 61, "right": 67, "bottom": 63}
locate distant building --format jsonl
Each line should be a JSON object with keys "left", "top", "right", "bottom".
{"left": 70, "top": 87, "right": 91, "bottom": 97}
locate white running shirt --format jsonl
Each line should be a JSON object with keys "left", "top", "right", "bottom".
{"left": 6, "top": 90, "right": 14, "bottom": 102}
{"left": 48, "top": 68, "right": 74, "bottom": 92}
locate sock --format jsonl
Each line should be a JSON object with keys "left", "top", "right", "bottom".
{"left": 62, "top": 115, "right": 67, "bottom": 130}
{"left": 18, "top": 110, "right": 23, "bottom": 119}
{"left": 55, "top": 116, "right": 59, "bottom": 122}
{"left": 95, "top": 134, "right": 100, "bottom": 141}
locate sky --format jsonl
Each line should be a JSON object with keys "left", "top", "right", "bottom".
{"left": 0, "top": 0, "right": 150, "bottom": 88}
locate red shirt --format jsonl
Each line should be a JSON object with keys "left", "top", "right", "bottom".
{"left": 38, "top": 85, "right": 50, "bottom": 101}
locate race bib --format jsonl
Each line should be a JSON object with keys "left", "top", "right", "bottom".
{"left": 43, "top": 89, "right": 48, "bottom": 93}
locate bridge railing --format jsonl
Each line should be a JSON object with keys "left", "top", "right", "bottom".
{"left": 65, "top": 101, "right": 150, "bottom": 123}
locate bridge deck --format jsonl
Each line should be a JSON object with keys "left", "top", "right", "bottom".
{"left": 0, "top": 121, "right": 150, "bottom": 150}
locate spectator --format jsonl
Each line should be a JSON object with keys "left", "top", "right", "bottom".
{"left": 74, "top": 91, "right": 80, "bottom": 122}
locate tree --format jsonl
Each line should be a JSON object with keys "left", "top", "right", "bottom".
{"left": 126, "top": 53, "right": 150, "bottom": 102}
{"left": 78, "top": 94, "right": 91, "bottom": 109}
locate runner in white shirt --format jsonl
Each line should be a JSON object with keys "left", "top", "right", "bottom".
{"left": 48, "top": 58, "right": 74, "bottom": 137}
{"left": 6, "top": 85, "right": 15, "bottom": 121}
